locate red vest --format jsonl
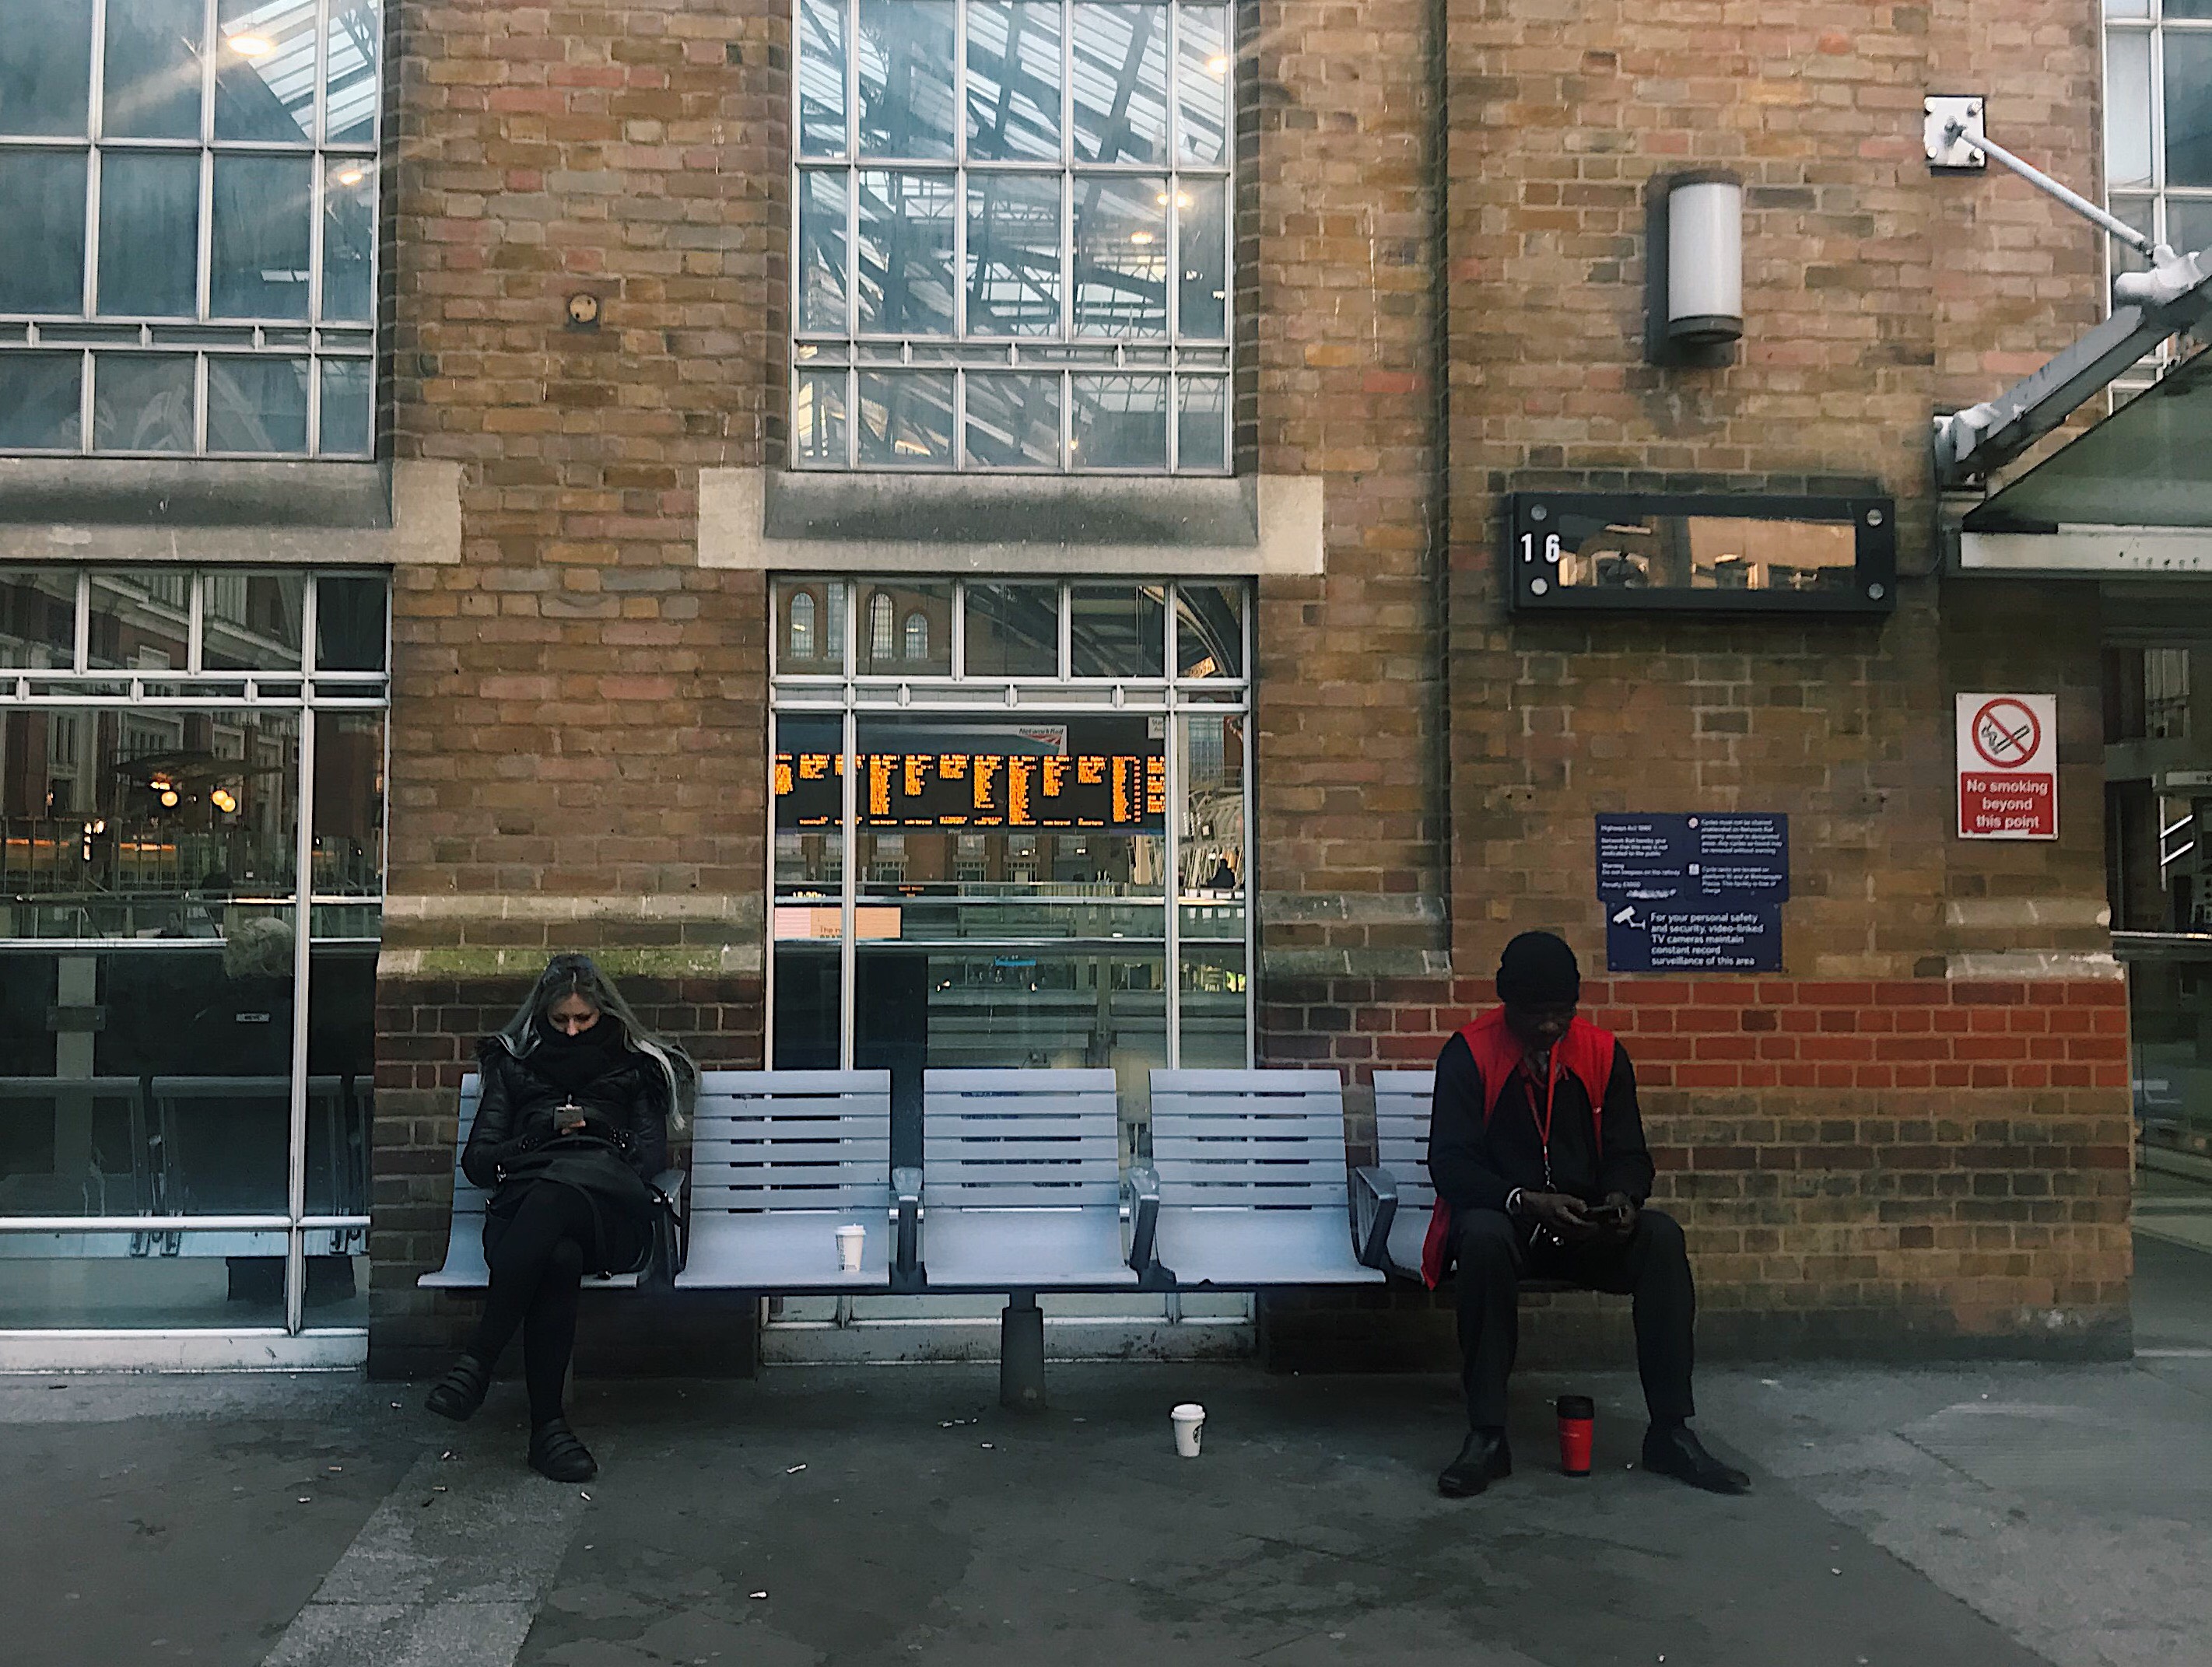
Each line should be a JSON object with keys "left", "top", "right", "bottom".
{"left": 1418, "top": 1008, "right": 1618, "bottom": 1287}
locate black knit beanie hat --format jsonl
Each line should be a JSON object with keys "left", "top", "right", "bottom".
{"left": 1495, "top": 931, "right": 1581, "bottom": 1007}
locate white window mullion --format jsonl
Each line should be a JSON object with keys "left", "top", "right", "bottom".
{"left": 196, "top": 149, "right": 215, "bottom": 322}
{"left": 187, "top": 572, "right": 205, "bottom": 674}
{"left": 83, "top": 149, "right": 104, "bottom": 319}
{"left": 315, "top": 0, "right": 334, "bottom": 147}
{"left": 88, "top": 0, "right": 110, "bottom": 135}
{"left": 74, "top": 572, "right": 93, "bottom": 673}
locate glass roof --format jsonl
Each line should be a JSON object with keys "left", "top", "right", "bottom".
{"left": 1966, "top": 355, "right": 2212, "bottom": 531}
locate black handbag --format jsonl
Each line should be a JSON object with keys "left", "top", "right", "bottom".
{"left": 637, "top": 1177, "right": 681, "bottom": 1293}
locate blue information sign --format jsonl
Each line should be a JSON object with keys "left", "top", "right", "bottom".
{"left": 1597, "top": 814, "right": 1788, "bottom": 972}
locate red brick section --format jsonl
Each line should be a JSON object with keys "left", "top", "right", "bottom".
{"left": 1259, "top": 973, "right": 2133, "bottom": 1364}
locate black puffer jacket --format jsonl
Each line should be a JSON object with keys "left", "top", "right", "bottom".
{"left": 462, "top": 1031, "right": 669, "bottom": 1192}
{"left": 462, "top": 1025, "right": 671, "bottom": 1273}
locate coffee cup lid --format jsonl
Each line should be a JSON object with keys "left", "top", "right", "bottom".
{"left": 1171, "top": 1403, "right": 1204, "bottom": 1419}
{"left": 1555, "top": 1394, "right": 1596, "bottom": 1419}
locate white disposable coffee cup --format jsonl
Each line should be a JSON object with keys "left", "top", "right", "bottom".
{"left": 836, "top": 1224, "right": 864, "bottom": 1273}
{"left": 1172, "top": 1402, "right": 1205, "bottom": 1459}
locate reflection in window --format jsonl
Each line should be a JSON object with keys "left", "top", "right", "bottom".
{"left": 870, "top": 592, "right": 896, "bottom": 660}
{"left": 0, "top": 2, "right": 380, "bottom": 457}
{"left": 903, "top": 611, "right": 930, "bottom": 660}
{"left": 791, "top": 590, "right": 819, "bottom": 659}
{"left": 794, "top": 0, "right": 1232, "bottom": 472}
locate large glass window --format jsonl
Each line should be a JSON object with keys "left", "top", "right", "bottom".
{"left": 0, "top": 567, "right": 386, "bottom": 1338}
{"left": 2106, "top": 4, "right": 2212, "bottom": 308}
{"left": 0, "top": 2, "right": 382, "bottom": 457}
{"left": 793, "top": 1, "right": 1233, "bottom": 472}
{"left": 770, "top": 576, "right": 1249, "bottom": 1155}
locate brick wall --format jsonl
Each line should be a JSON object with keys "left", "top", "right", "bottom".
{"left": 1255, "top": 0, "right": 2129, "bottom": 1364}
{"left": 368, "top": 0, "right": 2134, "bottom": 1371}
{"left": 370, "top": 0, "right": 785, "bottom": 1371}
{"left": 1247, "top": 0, "right": 1451, "bottom": 975}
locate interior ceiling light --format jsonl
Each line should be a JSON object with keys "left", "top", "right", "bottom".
{"left": 230, "top": 33, "right": 276, "bottom": 57}
{"left": 159, "top": 790, "right": 180, "bottom": 808}
{"left": 336, "top": 167, "right": 365, "bottom": 186}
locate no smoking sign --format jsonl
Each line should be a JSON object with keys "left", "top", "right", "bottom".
{"left": 1956, "top": 692, "right": 2056, "bottom": 840}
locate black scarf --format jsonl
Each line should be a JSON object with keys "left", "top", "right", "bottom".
{"left": 525, "top": 1016, "right": 628, "bottom": 1094}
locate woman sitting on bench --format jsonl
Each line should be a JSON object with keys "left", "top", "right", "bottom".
{"left": 425, "top": 953, "right": 696, "bottom": 1481}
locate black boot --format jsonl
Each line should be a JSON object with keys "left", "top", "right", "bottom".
{"left": 1642, "top": 1423, "right": 1750, "bottom": 1494}
{"left": 528, "top": 1417, "right": 598, "bottom": 1483}
{"left": 423, "top": 1354, "right": 491, "bottom": 1422}
{"left": 1437, "top": 1428, "right": 1512, "bottom": 1498}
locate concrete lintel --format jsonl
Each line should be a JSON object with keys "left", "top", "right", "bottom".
{"left": 1944, "top": 898, "right": 2112, "bottom": 931}
{"left": 699, "top": 466, "right": 1324, "bottom": 575}
{"left": 1259, "top": 947, "right": 1455, "bottom": 979}
{"left": 382, "top": 891, "right": 764, "bottom": 925}
{"left": 1945, "top": 951, "right": 2124, "bottom": 981}
{"left": 1259, "top": 891, "right": 1446, "bottom": 926}
{"left": 378, "top": 943, "right": 766, "bottom": 981}
{"left": 0, "top": 460, "right": 463, "bottom": 566}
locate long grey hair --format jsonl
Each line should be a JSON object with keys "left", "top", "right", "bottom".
{"left": 488, "top": 953, "right": 699, "bottom": 1130}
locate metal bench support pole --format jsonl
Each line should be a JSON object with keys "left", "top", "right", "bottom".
{"left": 1000, "top": 1291, "right": 1046, "bottom": 1411}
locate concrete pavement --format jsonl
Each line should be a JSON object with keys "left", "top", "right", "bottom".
{"left": 6, "top": 1228, "right": 2208, "bottom": 1667}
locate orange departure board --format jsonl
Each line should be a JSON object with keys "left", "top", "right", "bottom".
{"left": 776, "top": 719, "right": 1166, "bottom": 832}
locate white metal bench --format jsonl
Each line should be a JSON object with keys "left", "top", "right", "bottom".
{"left": 417, "top": 1073, "right": 688, "bottom": 1291}
{"left": 917, "top": 1067, "right": 1138, "bottom": 1407}
{"left": 1134, "top": 1069, "right": 1391, "bottom": 1290}
{"left": 677, "top": 1070, "right": 910, "bottom": 1295}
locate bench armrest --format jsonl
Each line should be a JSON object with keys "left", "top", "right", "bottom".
{"left": 1124, "top": 1163, "right": 1162, "bottom": 1284}
{"left": 892, "top": 1165, "right": 924, "bottom": 1291}
{"left": 1351, "top": 1164, "right": 1399, "bottom": 1272}
{"left": 650, "top": 1167, "right": 688, "bottom": 1273}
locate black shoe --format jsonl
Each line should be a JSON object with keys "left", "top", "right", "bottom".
{"left": 1437, "top": 1428, "right": 1513, "bottom": 1498}
{"left": 1641, "top": 1423, "right": 1750, "bottom": 1494}
{"left": 529, "top": 1418, "right": 598, "bottom": 1483}
{"left": 423, "top": 1354, "right": 491, "bottom": 1423}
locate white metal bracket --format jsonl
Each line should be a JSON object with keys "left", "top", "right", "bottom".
{"left": 1924, "top": 96, "right": 1986, "bottom": 170}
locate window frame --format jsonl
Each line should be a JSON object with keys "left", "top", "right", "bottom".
{"left": 2105, "top": 1, "right": 2212, "bottom": 382}
{"left": 0, "top": 0, "right": 383, "bottom": 460}
{"left": 766, "top": 574, "right": 1253, "bottom": 1074}
{"left": 789, "top": 0, "right": 1236, "bottom": 475}
{"left": 0, "top": 563, "right": 389, "bottom": 1343}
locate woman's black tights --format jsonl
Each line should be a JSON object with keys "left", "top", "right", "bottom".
{"left": 471, "top": 1183, "right": 592, "bottom": 1424}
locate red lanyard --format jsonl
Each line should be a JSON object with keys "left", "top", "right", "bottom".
{"left": 1519, "top": 1049, "right": 1560, "bottom": 1189}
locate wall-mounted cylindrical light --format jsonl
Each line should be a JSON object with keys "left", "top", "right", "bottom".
{"left": 1645, "top": 168, "right": 1744, "bottom": 364}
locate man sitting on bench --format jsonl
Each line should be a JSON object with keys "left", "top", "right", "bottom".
{"left": 1427, "top": 931, "right": 1750, "bottom": 1499}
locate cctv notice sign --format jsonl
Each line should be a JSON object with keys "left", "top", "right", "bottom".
{"left": 1956, "top": 693, "right": 2057, "bottom": 840}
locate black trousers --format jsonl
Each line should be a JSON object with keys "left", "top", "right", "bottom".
{"left": 1451, "top": 1206, "right": 1696, "bottom": 1431}
{"left": 471, "top": 1182, "right": 640, "bottom": 1425}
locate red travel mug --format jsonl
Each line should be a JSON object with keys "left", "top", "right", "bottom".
{"left": 1556, "top": 1394, "right": 1595, "bottom": 1476}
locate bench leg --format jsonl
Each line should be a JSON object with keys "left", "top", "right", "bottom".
{"left": 999, "top": 1291, "right": 1046, "bottom": 1412}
